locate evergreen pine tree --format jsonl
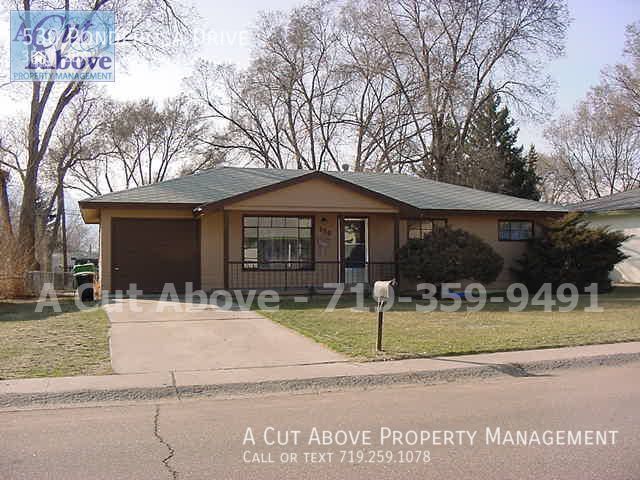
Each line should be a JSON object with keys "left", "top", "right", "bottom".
{"left": 507, "top": 145, "right": 542, "bottom": 201}
{"left": 464, "top": 88, "right": 541, "bottom": 200}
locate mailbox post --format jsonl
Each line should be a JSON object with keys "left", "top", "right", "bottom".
{"left": 376, "top": 308, "right": 384, "bottom": 352}
{"left": 372, "top": 279, "right": 397, "bottom": 352}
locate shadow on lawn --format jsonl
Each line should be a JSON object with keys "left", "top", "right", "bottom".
{"left": 0, "top": 298, "right": 102, "bottom": 322}
{"left": 429, "top": 356, "right": 553, "bottom": 378}
{"left": 273, "top": 285, "right": 640, "bottom": 313}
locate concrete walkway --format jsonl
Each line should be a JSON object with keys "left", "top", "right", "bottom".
{"left": 1, "top": 342, "right": 639, "bottom": 408}
{"left": 104, "top": 299, "right": 345, "bottom": 374}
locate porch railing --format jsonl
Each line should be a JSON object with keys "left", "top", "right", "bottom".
{"left": 227, "top": 261, "right": 396, "bottom": 291}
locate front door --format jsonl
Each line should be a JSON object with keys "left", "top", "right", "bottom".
{"left": 342, "top": 218, "right": 368, "bottom": 284}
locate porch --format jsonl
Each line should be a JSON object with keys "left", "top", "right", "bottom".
{"left": 222, "top": 211, "right": 401, "bottom": 291}
{"left": 226, "top": 260, "right": 398, "bottom": 291}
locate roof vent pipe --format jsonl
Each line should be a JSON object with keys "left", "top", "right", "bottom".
{"left": 342, "top": 163, "right": 350, "bottom": 172}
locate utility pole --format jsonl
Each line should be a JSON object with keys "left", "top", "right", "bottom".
{"left": 60, "top": 186, "right": 68, "bottom": 271}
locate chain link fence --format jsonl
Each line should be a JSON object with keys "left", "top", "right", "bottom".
{"left": 24, "top": 271, "right": 75, "bottom": 296}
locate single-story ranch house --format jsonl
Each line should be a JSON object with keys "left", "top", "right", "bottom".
{"left": 79, "top": 167, "right": 567, "bottom": 293}
{"left": 574, "top": 188, "right": 640, "bottom": 284}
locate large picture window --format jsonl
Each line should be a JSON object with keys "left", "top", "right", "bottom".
{"left": 498, "top": 220, "right": 533, "bottom": 241}
{"left": 243, "top": 216, "right": 314, "bottom": 270}
{"left": 407, "top": 219, "right": 447, "bottom": 240}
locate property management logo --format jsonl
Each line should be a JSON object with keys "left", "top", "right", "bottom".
{"left": 10, "top": 10, "right": 115, "bottom": 82}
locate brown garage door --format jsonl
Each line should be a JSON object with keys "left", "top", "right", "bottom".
{"left": 111, "top": 218, "right": 200, "bottom": 293}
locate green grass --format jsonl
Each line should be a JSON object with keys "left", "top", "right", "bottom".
{"left": 260, "top": 286, "right": 640, "bottom": 360}
{"left": 0, "top": 299, "right": 111, "bottom": 380}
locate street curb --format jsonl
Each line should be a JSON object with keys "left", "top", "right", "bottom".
{"left": 1, "top": 352, "right": 639, "bottom": 409}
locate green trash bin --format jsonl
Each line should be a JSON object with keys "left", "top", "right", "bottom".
{"left": 73, "top": 262, "right": 96, "bottom": 302}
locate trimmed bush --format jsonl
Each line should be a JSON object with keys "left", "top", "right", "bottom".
{"left": 398, "top": 226, "right": 504, "bottom": 285}
{"left": 513, "top": 213, "right": 629, "bottom": 292}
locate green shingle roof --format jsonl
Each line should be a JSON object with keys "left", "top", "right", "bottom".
{"left": 326, "top": 171, "right": 566, "bottom": 212}
{"left": 571, "top": 188, "right": 640, "bottom": 213}
{"left": 80, "top": 167, "right": 567, "bottom": 213}
{"left": 80, "top": 167, "right": 308, "bottom": 205}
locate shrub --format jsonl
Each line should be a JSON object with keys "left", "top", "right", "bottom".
{"left": 398, "top": 226, "right": 504, "bottom": 285}
{"left": 513, "top": 213, "right": 629, "bottom": 292}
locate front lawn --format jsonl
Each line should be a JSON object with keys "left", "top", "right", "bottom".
{"left": 0, "top": 299, "right": 111, "bottom": 379}
{"left": 260, "top": 286, "right": 640, "bottom": 360}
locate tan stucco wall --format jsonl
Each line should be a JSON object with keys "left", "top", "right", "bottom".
{"left": 399, "top": 214, "right": 548, "bottom": 289}
{"left": 94, "top": 199, "right": 553, "bottom": 292}
{"left": 93, "top": 206, "right": 394, "bottom": 291}
{"left": 447, "top": 214, "right": 534, "bottom": 288}
{"left": 369, "top": 214, "right": 396, "bottom": 262}
{"left": 227, "top": 212, "right": 395, "bottom": 263}
{"left": 221, "top": 176, "right": 399, "bottom": 289}
{"left": 200, "top": 211, "right": 225, "bottom": 290}
{"left": 226, "top": 177, "right": 398, "bottom": 213}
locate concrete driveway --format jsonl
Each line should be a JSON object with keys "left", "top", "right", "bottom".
{"left": 104, "top": 299, "right": 345, "bottom": 374}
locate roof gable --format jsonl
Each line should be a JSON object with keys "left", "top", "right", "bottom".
{"left": 221, "top": 174, "right": 402, "bottom": 213}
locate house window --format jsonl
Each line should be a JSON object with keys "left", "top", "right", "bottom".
{"left": 407, "top": 219, "right": 447, "bottom": 240}
{"left": 243, "top": 216, "right": 313, "bottom": 270}
{"left": 498, "top": 220, "right": 533, "bottom": 241}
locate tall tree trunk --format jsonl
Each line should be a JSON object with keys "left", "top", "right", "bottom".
{"left": 0, "top": 170, "right": 12, "bottom": 238}
{"left": 18, "top": 86, "right": 45, "bottom": 270}
{"left": 60, "top": 185, "right": 68, "bottom": 271}
{"left": 44, "top": 189, "right": 63, "bottom": 272}
{"left": 18, "top": 80, "right": 82, "bottom": 270}
{"left": 18, "top": 185, "right": 37, "bottom": 261}
{"left": 429, "top": 124, "right": 447, "bottom": 181}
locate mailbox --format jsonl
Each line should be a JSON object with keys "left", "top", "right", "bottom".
{"left": 373, "top": 279, "right": 397, "bottom": 302}
{"left": 372, "top": 279, "right": 397, "bottom": 353}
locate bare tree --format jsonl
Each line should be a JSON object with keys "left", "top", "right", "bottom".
{"left": 189, "top": 2, "right": 350, "bottom": 171}
{"left": 0, "top": 169, "right": 12, "bottom": 235}
{"left": 1, "top": 0, "right": 192, "bottom": 270}
{"left": 536, "top": 151, "right": 574, "bottom": 204}
{"left": 3, "top": 87, "right": 108, "bottom": 269}
{"left": 544, "top": 88, "right": 640, "bottom": 201}
{"left": 542, "top": 21, "right": 640, "bottom": 204}
{"left": 34, "top": 88, "right": 105, "bottom": 269}
{"left": 352, "top": 0, "right": 568, "bottom": 180}
{"left": 67, "top": 95, "right": 208, "bottom": 197}
{"left": 604, "top": 22, "right": 640, "bottom": 125}
{"left": 188, "top": 0, "right": 568, "bottom": 178}
{"left": 338, "top": 2, "right": 428, "bottom": 173}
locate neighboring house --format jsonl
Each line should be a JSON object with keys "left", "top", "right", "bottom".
{"left": 78, "top": 167, "right": 567, "bottom": 293}
{"left": 573, "top": 189, "right": 640, "bottom": 284}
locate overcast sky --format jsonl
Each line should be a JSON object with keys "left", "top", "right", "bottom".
{"left": 2, "top": 0, "right": 640, "bottom": 152}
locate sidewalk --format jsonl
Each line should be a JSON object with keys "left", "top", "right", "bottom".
{"left": 2, "top": 342, "right": 640, "bottom": 408}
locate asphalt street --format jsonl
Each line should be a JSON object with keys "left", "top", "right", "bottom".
{"left": 1, "top": 363, "right": 638, "bottom": 480}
